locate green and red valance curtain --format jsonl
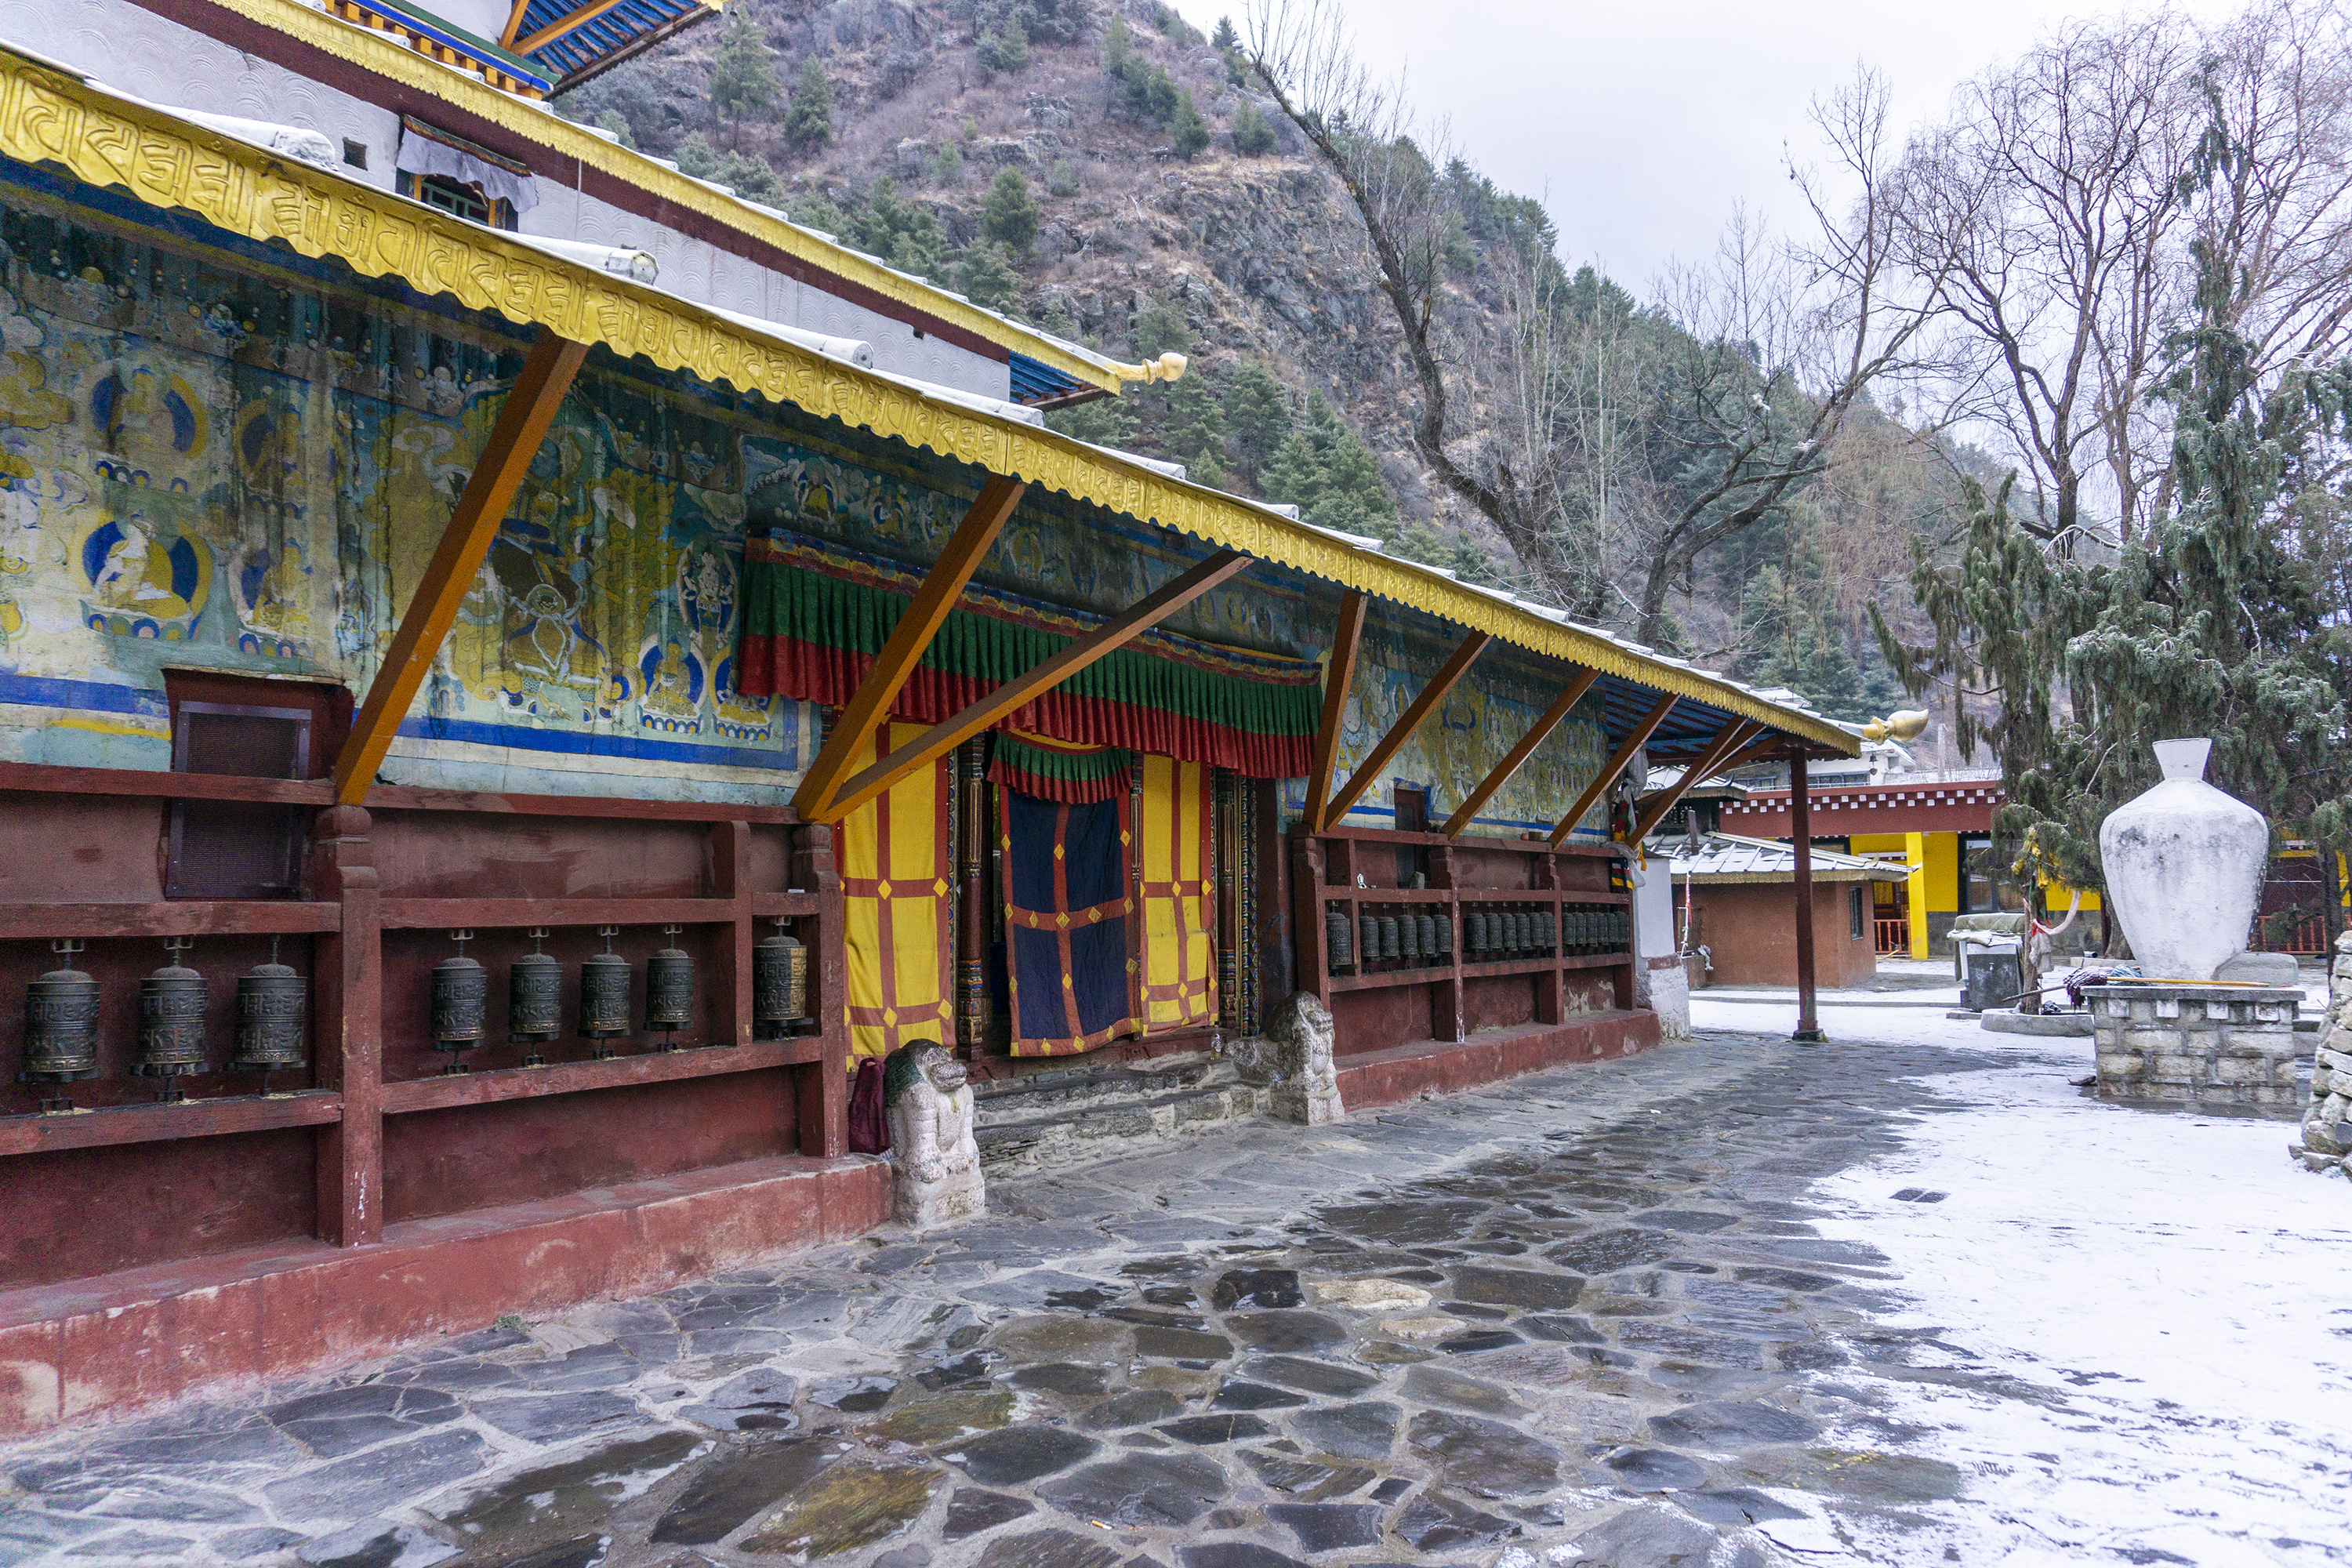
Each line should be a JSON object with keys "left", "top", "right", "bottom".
{"left": 738, "top": 532, "right": 1319, "bottom": 779}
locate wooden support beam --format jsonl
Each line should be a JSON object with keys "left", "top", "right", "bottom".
{"left": 1301, "top": 592, "right": 1367, "bottom": 834}
{"left": 332, "top": 332, "right": 588, "bottom": 806}
{"left": 1697, "top": 728, "right": 1788, "bottom": 782}
{"left": 811, "top": 550, "right": 1254, "bottom": 824}
{"left": 1631, "top": 720, "right": 1762, "bottom": 844}
{"left": 1791, "top": 750, "right": 1824, "bottom": 1043}
{"left": 793, "top": 474, "right": 1025, "bottom": 820}
{"left": 1549, "top": 692, "right": 1678, "bottom": 844}
{"left": 513, "top": 0, "right": 641, "bottom": 55}
{"left": 1443, "top": 666, "right": 1598, "bottom": 837}
{"left": 499, "top": 0, "right": 532, "bottom": 45}
{"left": 1323, "top": 633, "right": 1491, "bottom": 829}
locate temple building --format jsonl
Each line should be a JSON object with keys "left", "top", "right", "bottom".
{"left": 0, "top": 0, "right": 1857, "bottom": 1436}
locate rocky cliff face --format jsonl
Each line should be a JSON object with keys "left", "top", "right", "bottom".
{"left": 567, "top": 0, "right": 1463, "bottom": 533}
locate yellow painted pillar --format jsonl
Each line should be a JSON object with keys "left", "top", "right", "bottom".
{"left": 1905, "top": 831, "right": 1929, "bottom": 960}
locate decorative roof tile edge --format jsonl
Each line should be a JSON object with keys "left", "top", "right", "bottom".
{"left": 145, "top": 0, "right": 1126, "bottom": 393}
{"left": 0, "top": 52, "right": 1856, "bottom": 753}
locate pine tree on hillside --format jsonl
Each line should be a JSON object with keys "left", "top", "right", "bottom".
{"left": 1047, "top": 396, "right": 1140, "bottom": 449}
{"left": 707, "top": 10, "right": 779, "bottom": 126}
{"left": 1170, "top": 91, "right": 1210, "bottom": 159}
{"left": 1261, "top": 395, "right": 1394, "bottom": 534}
{"left": 957, "top": 241, "right": 1022, "bottom": 312}
{"left": 716, "top": 150, "right": 780, "bottom": 203}
{"left": 1219, "top": 360, "right": 1291, "bottom": 483}
{"left": 673, "top": 132, "right": 720, "bottom": 180}
{"left": 982, "top": 169, "right": 1040, "bottom": 256}
{"left": 851, "top": 178, "right": 947, "bottom": 280}
{"left": 783, "top": 56, "right": 833, "bottom": 149}
{"left": 1231, "top": 101, "right": 1276, "bottom": 156}
{"left": 978, "top": 15, "right": 1029, "bottom": 78}
{"left": 594, "top": 110, "right": 635, "bottom": 149}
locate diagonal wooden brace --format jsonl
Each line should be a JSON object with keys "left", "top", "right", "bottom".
{"left": 1631, "top": 720, "right": 1763, "bottom": 844}
{"left": 810, "top": 550, "right": 1254, "bottom": 825}
{"left": 1443, "top": 666, "right": 1598, "bottom": 837}
{"left": 1323, "top": 632, "right": 1490, "bottom": 830}
{"left": 793, "top": 473, "right": 1026, "bottom": 820}
{"left": 1301, "top": 591, "right": 1367, "bottom": 835}
{"left": 1549, "top": 691, "right": 1678, "bottom": 844}
{"left": 332, "top": 330, "right": 589, "bottom": 807}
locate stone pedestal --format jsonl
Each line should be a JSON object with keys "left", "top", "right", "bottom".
{"left": 2085, "top": 984, "right": 2303, "bottom": 1116}
{"left": 1229, "top": 992, "right": 1345, "bottom": 1125}
{"left": 2292, "top": 932, "right": 2351, "bottom": 1178}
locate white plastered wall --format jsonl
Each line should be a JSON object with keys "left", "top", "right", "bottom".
{"left": 1632, "top": 858, "right": 1690, "bottom": 1040}
{"left": 2, "top": 0, "right": 1014, "bottom": 397}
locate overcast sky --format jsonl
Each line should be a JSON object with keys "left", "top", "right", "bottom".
{"left": 1165, "top": 0, "right": 2247, "bottom": 294}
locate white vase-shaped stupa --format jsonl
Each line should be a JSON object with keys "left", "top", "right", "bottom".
{"left": 2097, "top": 739, "right": 2267, "bottom": 982}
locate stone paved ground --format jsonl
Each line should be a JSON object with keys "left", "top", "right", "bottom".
{"left": 0, "top": 1021, "right": 2331, "bottom": 1568}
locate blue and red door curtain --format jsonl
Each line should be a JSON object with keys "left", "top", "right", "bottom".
{"left": 1001, "top": 786, "right": 1145, "bottom": 1056}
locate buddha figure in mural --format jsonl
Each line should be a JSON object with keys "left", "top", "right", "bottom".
{"left": 883, "top": 1041, "right": 985, "bottom": 1229}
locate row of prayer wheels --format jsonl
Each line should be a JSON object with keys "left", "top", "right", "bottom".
{"left": 20, "top": 918, "right": 816, "bottom": 1109}
{"left": 426, "top": 920, "right": 809, "bottom": 1072}
{"left": 20, "top": 937, "right": 307, "bottom": 1110}
{"left": 1323, "top": 904, "right": 1632, "bottom": 975}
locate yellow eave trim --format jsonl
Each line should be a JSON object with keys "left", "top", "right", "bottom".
{"left": 151, "top": 0, "right": 1122, "bottom": 394}
{"left": 0, "top": 53, "right": 1856, "bottom": 754}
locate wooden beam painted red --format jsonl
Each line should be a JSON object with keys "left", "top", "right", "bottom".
{"left": 1301, "top": 591, "right": 1367, "bottom": 833}
{"left": 1549, "top": 692, "right": 1679, "bottom": 844}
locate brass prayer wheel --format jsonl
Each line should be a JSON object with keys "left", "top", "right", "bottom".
{"left": 754, "top": 920, "right": 808, "bottom": 1036}
{"left": 1323, "top": 909, "right": 1354, "bottom": 973}
{"left": 1359, "top": 914, "right": 1378, "bottom": 968}
{"left": 1434, "top": 914, "right": 1453, "bottom": 958}
{"left": 510, "top": 927, "right": 561, "bottom": 1057}
{"left": 1414, "top": 915, "right": 1436, "bottom": 965}
{"left": 646, "top": 924, "right": 695, "bottom": 1050}
{"left": 430, "top": 929, "right": 486, "bottom": 1073}
{"left": 1377, "top": 916, "right": 1399, "bottom": 961}
{"left": 21, "top": 939, "right": 101, "bottom": 1097}
{"left": 1399, "top": 911, "right": 1419, "bottom": 963}
{"left": 1468, "top": 912, "right": 1488, "bottom": 954}
{"left": 580, "top": 925, "right": 631, "bottom": 1054}
{"left": 230, "top": 937, "right": 307, "bottom": 1076}
{"left": 135, "top": 937, "right": 209, "bottom": 1091}
{"left": 1537, "top": 912, "right": 1557, "bottom": 953}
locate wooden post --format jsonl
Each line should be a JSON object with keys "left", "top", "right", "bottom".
{"left": 1324, "top": 632, "right": 1490, "bottom": 829}
{"left": 1303, "top": 592, "right": 1367, "bottom": 833}
{"left": 791, "top": 821, "right": 849, "bottom": 1156}
{"left": 712, "top": 820, "right": 754, "bottom": 1051}
{"left": 1791, "top": 751, "right": 1824, "bottom": 1044}
{"left": 307, "top": 804, "right": 381, "bottom": 1246}
{"left": 794, "top": 474, "right": 1025, "bottom": 820}
{"left": 955, "top": 739, "right": 990, "bottom": 1056}
{"left": 1551, "top": 693, "right": 1678, "bottom": 844}
{"left": 1444, "top": 667, "right": 1597, "bottom": 837}
{"left": 1904, "top": 830, "right": 1931, "bottom": 961}
{"left": 333, "top": 332, "right": 589, "bottom": 805}
{"left": 1291, "top": 833, "right": 1332, "bottom": 1009}
{"left": 1428, "top": 840, "right": 1465, "bottom": 1043}
{"left": 813, "top": 550, "right": 1252, "bottom": 823}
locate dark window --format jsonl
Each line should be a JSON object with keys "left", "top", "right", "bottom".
{"left": 165, "top": 674, "right": 346, "bottom": 900}
{"left": 418, "top": 173, "right": 491, "bottom": 224}
{"left": 1850, "top": 885, "right": 1866, "bottom": 940}
{"left": 1960, "top": 833, "right": 1996, "bottom": 913}
{"left": 343, "top": 139, "right": 368, "bottom": 169}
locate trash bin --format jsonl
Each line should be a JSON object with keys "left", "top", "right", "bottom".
{"left": 1962, "top": 949, "right": 2022, "bottom": 1013}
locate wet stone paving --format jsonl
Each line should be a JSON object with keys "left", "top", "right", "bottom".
{"left": 5, "top": 1032, "right": 2052, "bottom": 1567}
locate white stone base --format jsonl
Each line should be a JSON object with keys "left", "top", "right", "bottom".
{"left": 1650, "top": 964, "right": 1691, "bottom": 1042}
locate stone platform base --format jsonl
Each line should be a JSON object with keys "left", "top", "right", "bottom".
{"left": 1981, "top": 1009, "right": 2095, "bottom": 1036}
{"left": 973, "top": 1052, "right": 1268, "bottom": 1174}
{"left": 2086, "top": 984, "right": 2303, "bottom": 1116}
{"left": 1334, "top": 1010, "right": 1661, "bottom": 1113}
{"left": 0, "top": 1153, "right": 889, "bottom": 1439}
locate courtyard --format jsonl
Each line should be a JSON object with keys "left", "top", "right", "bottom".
{"left": 2, "top": 996, "right": 2344, "bottom": 1568}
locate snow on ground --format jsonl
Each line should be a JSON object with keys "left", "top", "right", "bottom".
{"left": 1693, "top": 996, "right": 2352, "bottom": 1568}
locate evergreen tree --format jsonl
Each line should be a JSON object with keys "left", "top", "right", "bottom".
{"left": 1161, "top": 374, "right": 1224, "bottom": 466}
{"left": 1047, "top": 158, "right": 1079, "bottom": 198}
{"left": 978, "top": 15, "right": 1030, "bottom": 77}
{"left": 593, "top": 109, "right": 635, "bottom": 149}
{"left": 789, "top": 191, "right": 848, "bottom": 236}
{"left": 672, "top": 131, "right": 720, "bottom": 180}
{"left": 926, "top": 141, "right": 964, "bottom": 187}
{"left": 707, "top": 10, "right": 779, "bottom": 125}
{"left": 1880, "top": 84, "right": 2352, "bottom": 902}
{"left": 1169, "top": 90, "right": 1210, "bottom": 160}
{"left": 1219, "top": 359, "right": 1291, "bottom": 484}
{"left": 783, "top": 56, "right": 833, "bottom": 149}
{"left": 716, "top": 149, "right": 780, "bottom": 203}
{"left": 851, "top": 178, "right": 947, "bottom": 280}
{"left": 1131, "top": 294, "right": 1192, "bottom": 360}
{"left": 1261, "top": 395, "right": 1395, "bottom": 534}
{"left": 956, "top": 241, "right": 1022, "bottom": 312}
{"left": 1210, "top": 15, "right": 1239, "bottom": 49}
{"left": 1047, "top": 396, "right": 1140, "bottom": 449}
{"left": 982, "top": 168, "right": 1040, "bottom": 256}
{"left": 1230, "top": 100, "right": 1276, "bottom": 157}
{"left": 1102, "top": 13, "right": 1131, "bottom": 74}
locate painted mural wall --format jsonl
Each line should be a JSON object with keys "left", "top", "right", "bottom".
{"left": 0, "top": 165, "right": 1613, "bottom": 829}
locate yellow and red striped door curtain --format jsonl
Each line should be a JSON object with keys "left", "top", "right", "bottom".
{"left": 836, "top": 720, "right": 954, "bottom": 1065}
{"left": 1139, "top": 753, "right": 1217, "bottom": 1028}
